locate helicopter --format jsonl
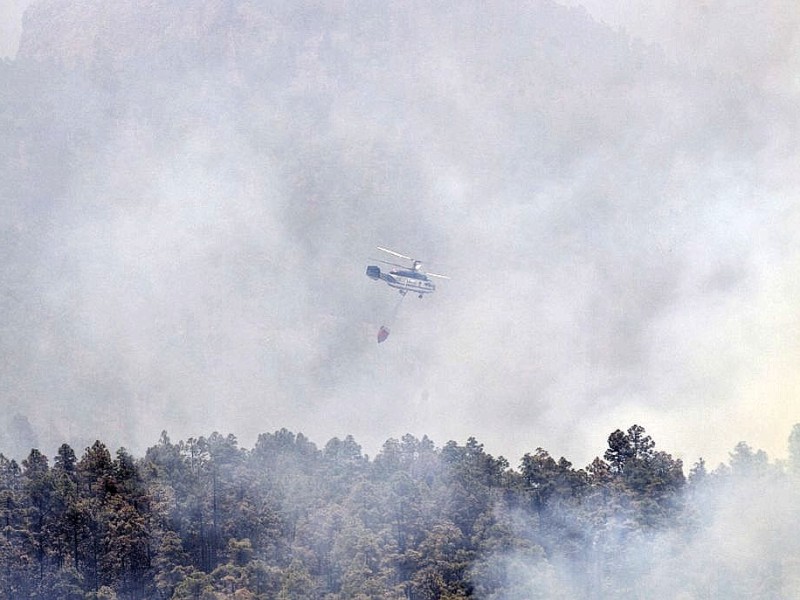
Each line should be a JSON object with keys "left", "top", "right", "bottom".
{"left": 366, "top": 246, "right": 449, "bottom": 298}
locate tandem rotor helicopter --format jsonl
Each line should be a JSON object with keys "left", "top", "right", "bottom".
{"left": 366, "top": 246, "right": 449, "bottom": 299}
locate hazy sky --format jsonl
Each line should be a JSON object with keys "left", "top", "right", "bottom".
{"left": 2, "top": 0, "right": 799, "bottom": 469}
{"left": 0, "top": 0, "right": 30, "bottom": 58}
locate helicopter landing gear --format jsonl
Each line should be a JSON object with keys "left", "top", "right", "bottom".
{"left": 418, "top": 294, "right": 423, "bottom": 299}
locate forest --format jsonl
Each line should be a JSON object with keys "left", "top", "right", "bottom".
{"left": 2, "top": 2, "right": 799, "bottom": 598}
{"left": 1, "top": 424, "right": 798, "bottom": 599}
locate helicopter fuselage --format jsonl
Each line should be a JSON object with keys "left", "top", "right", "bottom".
{"left": 366, "top": 265, "right": 435, "bottom": 297}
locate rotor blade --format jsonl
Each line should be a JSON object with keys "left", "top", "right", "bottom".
{"left": 425, "top": 272, "right": 450, "bottom": 279}
{"left": 377, "top": 246, "right": 413, "bottom": 261}
{"left": 370, "top": 258, "right": 406, "bottom": 269}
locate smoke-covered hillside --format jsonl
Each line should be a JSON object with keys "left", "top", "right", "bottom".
{"left": 1, "top": 424, "right": 799, "bottom": 598}
{"left": 2, "top": 0, "right": 799, "bottom": 487}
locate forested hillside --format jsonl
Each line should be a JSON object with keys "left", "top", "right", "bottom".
{"left": 1, "top": 424, "right": 799, "bottom": 599}
{"left": 2, "top": 2, "right": 798, "bottom": 597}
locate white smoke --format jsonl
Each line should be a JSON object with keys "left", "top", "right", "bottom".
{"left": 474, "top": 431, "right": 800, "bottom": 598}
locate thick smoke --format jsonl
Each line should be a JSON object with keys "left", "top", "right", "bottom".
{"left": 1, "top": 0, "right": 798, "bottom": 471}
{"left": 473, "top": 428, "right": 800, "bottom": 598}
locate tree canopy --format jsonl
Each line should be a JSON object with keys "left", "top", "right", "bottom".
{"left": 0, "top": 423, "right": 796, "bottom": 599}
